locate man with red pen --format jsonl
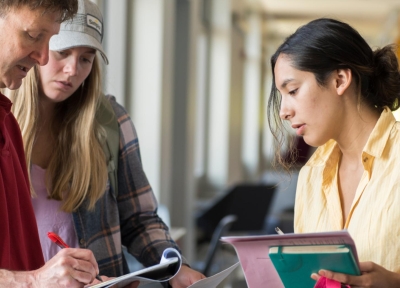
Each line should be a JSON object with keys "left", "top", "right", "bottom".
{"left": 0, "top": 1, "right": 133, "bottom": 287}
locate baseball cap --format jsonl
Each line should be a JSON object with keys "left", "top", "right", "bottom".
{"left": 49, "top": 0, "right": 109, "bottom": 65}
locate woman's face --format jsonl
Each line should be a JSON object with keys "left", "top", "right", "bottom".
{"left": 39, "top": 47, "right": 96, "bottom": 103}
{"left": 274, "top": 54, "right": 343, "bottom": 147}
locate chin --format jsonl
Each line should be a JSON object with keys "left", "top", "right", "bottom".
{"left": 43, "top": 91, "right": 71, "bottom": 103}
{"left": 6, "top": 79, "right": 23, "bottom": 91}
{"left": 49, "top": 95, "right": 71, "bottom": 103}
{"left": 48, "top": 96, "right": 69, "bottom": 103}
{"left": 303, "top": 136, "right": 326, "bottom": 148}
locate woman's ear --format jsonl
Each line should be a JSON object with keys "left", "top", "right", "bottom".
{"left": 335, "top": 68, "right": 352, "bottom": 96}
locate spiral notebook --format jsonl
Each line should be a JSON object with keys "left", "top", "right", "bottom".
{"left": 88, "top": 248, "right": 181, "bottom": 288}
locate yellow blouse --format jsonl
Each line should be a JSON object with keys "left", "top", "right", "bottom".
{"left": 295, "top": 107, "right": 400, "bottom": 272}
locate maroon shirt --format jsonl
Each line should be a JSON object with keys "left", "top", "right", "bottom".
{"left": 0, "top": 93, "right": 44, "bottom": 270}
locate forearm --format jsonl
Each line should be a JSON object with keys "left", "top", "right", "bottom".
{"left": 123, "top": 218, "right": 178, "bottom": 263}
{"left": 112, "top": 97, "right": 186, "bottom": 265}
{"left": 0, "top": 269, "right": 36, "bottom": 288}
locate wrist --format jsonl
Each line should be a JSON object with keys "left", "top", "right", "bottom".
{"left": 29, "top": 269, "right": 40, "bottom": 288}
{"left": 0, "top": 269, "right": 37, "bottom": 288}
{"left": 394, "top": 271, "right": 400, "bottom": 285}
{"left": 15, "top": 270, "right": 37, "bottom": 288}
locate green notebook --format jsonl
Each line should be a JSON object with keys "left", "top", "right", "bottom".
{"left": 269, "top": 244, "right": 360, "bottom": 288}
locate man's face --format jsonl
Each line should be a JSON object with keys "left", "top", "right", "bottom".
{"left": 0, "top": 5, "right": 60, "bottom": 89}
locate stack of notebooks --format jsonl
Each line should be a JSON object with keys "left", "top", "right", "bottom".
{"left": 221, "top": 230, "right": 361, "bottom": 288}
{"left": 269, "top": 244, "right": 360, "bottom": 288}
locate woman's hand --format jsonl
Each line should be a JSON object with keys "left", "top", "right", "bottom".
{"left": 169, "top": 265, "right": 206, "bottom": 288}
{"left": 311, "top": 261, "right": 400, "bottom": 288}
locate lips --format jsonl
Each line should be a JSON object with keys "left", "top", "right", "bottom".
{"left": 292, "top": 123, "right": 305, "bottom": 129}
{"left": 292, "top": 123, "right": 306, "bottom": 136}
{"left": 58, "top": 80, "right": 72, "bottom": 87}
{"left": 54, "top": 80, "right": 73, "bottom": 90}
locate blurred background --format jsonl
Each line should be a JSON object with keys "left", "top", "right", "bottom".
{"left": 91, "top": 0, "right": 400, "bottom": 285}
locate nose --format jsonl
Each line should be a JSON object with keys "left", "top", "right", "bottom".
{"left": 30, "top": 43, "right": 50, "bottom": 66}
{"left": 279, "top": 97, "right": 294, "bottom": 120}
{"left": 64, "top": 57, "right": 78, "bottom": 76}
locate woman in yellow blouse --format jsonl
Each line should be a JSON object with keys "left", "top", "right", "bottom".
{"left": 268, "top": 18, "right": 400, "bottom": 287}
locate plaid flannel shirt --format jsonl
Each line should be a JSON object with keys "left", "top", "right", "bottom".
{"left": 72, "top": 95, "right": 182, "bottom": 277}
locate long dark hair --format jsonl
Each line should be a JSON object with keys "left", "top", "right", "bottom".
{"left": 268, "top": 18, "right": 400, "bottom": 168}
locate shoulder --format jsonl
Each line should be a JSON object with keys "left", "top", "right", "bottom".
{"left": 387, "top": 121, "right": 400, "bottom": 147}
{"left": 391, "top": 121, "right": 400, "bottom": 135}
{"left": 104, "top": 95, "right": 129, "bottom": 120}
{"left": 103, "top": 95, "right": 139, "bottom": 143}
{"left": 375, "top": 120, "right": 400, "bottom": 167}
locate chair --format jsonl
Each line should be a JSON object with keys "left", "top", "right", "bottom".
{"left": 196, "top": 183, "right": 277, "bottom": 240}
{"left": 200, "top": 214, "right": 238, "bottom": 276}
{"left": 262, "top": 170, "right": 300, "bottom": 234}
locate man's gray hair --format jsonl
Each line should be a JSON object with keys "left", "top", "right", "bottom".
{"left": 0, "top": 0, "right": 78, "bottom": 22}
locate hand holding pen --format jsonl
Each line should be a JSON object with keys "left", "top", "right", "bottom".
{"left": 275, "top": 227, "right": 285, "bottom": 235}
{"left": 48, "top": 232, "right": 103, "bottom": 283}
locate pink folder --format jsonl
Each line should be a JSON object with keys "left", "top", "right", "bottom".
{"left": 221, "top": 230, "right": 358, "bottom": 288}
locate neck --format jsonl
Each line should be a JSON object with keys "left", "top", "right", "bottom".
{"left": 37, "top": 94, "right": 56, "bottom": 128}
{"left": 336, "top": 103, "right": 380, "bottom": 164}
{"left": 32, "top": 95, "right": 57, "bottom": 168}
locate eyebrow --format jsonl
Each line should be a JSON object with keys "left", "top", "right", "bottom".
{"left": 279, "top": 78, "right": 294, "bottom": 90}
{"left": 80, "top": 49, "right": 96, "bottom": 54}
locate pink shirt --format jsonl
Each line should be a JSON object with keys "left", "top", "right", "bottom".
{"left": 31, "top": 164, "right": 79, "bottom": 262}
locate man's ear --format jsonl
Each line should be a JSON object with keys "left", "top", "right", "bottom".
{"left": 335, "top": 68, "right": 352, "bottom": 96}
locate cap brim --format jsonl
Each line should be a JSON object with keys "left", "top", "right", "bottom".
{"left": 50, "top": 31, "right": 109, "bottom": 65}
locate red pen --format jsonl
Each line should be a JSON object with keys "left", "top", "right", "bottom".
{"left": 47, "top": 232, "right": 103, "bottom": 282}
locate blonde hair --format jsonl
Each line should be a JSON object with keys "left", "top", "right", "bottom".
{"left": 10, "top": 57, "right": 108, "bottom": 212}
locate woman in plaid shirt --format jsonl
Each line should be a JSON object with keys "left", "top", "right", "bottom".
{"left": 9, "top": 0, "right": 205, "bottom": 287}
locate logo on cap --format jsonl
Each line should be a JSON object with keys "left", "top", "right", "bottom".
{"left": 87, "top": 14, "right": 102, "bottom": 36}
